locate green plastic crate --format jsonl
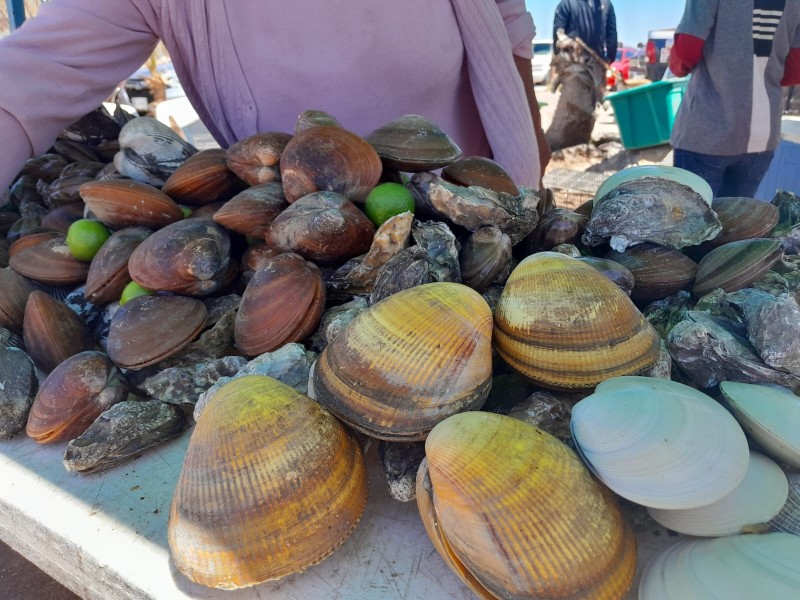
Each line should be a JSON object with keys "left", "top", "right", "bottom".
{"left": 606, "top": 78, "right": 688, "bottom": 150}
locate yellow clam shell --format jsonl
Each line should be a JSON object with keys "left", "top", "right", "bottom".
{"left": 418, "top": 412, "right": 636, "bottom": 599}
{"left": 168, "top": 375, "right": 368, "bottom": 589}
{"left": 494, "top": 252, "right": 660, "bottom": 389}
{"left": 312, "top": 282, "right": 493, "bottom": 441}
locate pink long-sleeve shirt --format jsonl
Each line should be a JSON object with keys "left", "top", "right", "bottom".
{"left": 0, "top": 0, "right": 538, "bottom": 192}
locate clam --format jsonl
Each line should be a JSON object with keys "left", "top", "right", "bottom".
{"left": 235, "top": 253, "right": 325, "bottom": 356}
{"left": 6, "top": 216, "right": 50, "bottom": 244}
{"left": 711, "top": 196, "right": 780, "bottom": 245}
{"left": 279, "top": 126, "right": 382, "bottom": 203}
{"left": 693, "top": 238, "right": 784, "bottom": 297}
{"left": 418, "top": 412, "right": 636, "bottom": 599}
{"left": 312, "top": 282, "right": 493, "bottom": 441}
{"left": 770, "top": 471, "right": 800, "bottom": 535}
{"left": 720, "top": 381, "right": 800, "bottom": 469}
{"left": 494, "top": 252, "right": 660, "bottom": 389}
{"left": 648, "top": 451, "right": 788, "bottom": 537}
{"left": 58, "top": 105, "right": 122, "bottom": 146}
{"left": 0, "top": 346, "right": 38, "bottom": 439}
{"left": 0, "top": 267, "right": 35, "bottom": 332}
{"left": 26, "top": 351, "right": 127, "bottom": 444}
{"left": 79, "top": 180, "right": 184, "bottom": 230}
{"left": 9, "top": 233, "right": 90, "bottom": 285}
{"left": 440, "top": 156, "right": 518, "bottom": 195}
{"left": 59, "top": 161, "right": 105, "bottom": 179}
{"left": 114, "top": 117, "right": 198, "bottom": 186}
{"left": 84, "top": 227, "right": 152, "bottom": 304}
{"left": 519, "top": 207, "right": 588, "bottom": 254}
{"left": 576, "top": 256, "right": 635, "bottom": 296}
{"left": 128, "top": 220, "right": 231, "bottom": 296}
{"left": 106, "top": 295, "right": 207, "bottom": 370}
{"left": 22, "top": 290, "right": 94, "bottom": 373}
{"left": 638, "top": 533, "right": 800, "bottom": 600}
{"left": 20, "top": 153, "right": 70, "bottom": 184}
{"left": 225, "top": 131, "right": 293, "bottom": 186}
{"left": 169, "top": 375, "right": 368, "bottom": 589}
{"left": 161, "top": 148, "right": 245, "bottom": 206}
{"left": 265, "top": 191, "right": 375, "bottom": 266}
{"left": 294, "top": 109, "right": 342, "bottom": 133}
{"left": 458, "top": 225, "right": 512, "bottom": 292}
{"left": 240, "top": 244, "right": 281, "bottom": 277}
{"left": 40, "top": 175, "right": 95, "bottom": 208}
{"left": 0, "top": 211, "right": 20, "bottom": 236}
{"left": 605, "top": 242, "right": 698, "bottom": 303}
{"left": 365, "top": 114, "right": 462, "bottom": 172}
{"left": 52, "top": 139, "right": 101, "bottom": 163}
{"left": 211, "top": 182, "right": 288, "bottom": 238}
{"left": 571, "top": 376, "right": 750, "bottom": 509}
{"left": 40, "top": 202, "right": 85, "bottom": 233}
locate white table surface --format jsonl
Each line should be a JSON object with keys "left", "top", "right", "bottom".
{"left": 0, "top": 429, "right": 678, "bottom": 599}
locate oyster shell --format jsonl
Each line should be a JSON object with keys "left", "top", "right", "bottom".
{"left": 411, "top": 220, "right": 461, "bottom": 283}
{"left": 368, "top": 245, "right": 433, "bottom": 305}
{"left": 0, "top": 346, "right": 38, "bottom": 439}
{"left": 139, "top": 356, "right": 248, "bottom": 406}
{"left": 378, "top": 440, "right": 425, "bottom": 503}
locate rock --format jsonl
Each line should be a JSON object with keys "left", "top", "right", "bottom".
{"left": 0, "top": 347, "right": 38, "bottom": 438}
{"left": 378, "top": 440, "right": 426, "bottom": 503}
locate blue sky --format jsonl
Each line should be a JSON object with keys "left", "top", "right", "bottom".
{"left": 525, "top": 1, "right": 686, "bottom": 47}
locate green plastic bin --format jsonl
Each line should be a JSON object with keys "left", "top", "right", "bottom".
{"left": 605, "top": 78, "right": 688, "bottom": 150}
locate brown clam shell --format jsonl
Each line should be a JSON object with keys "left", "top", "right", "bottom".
{"left": 80, "top": 180, "right": 184, "bottom": 229}
{"left": 9, "top": 233, "right": 90, "bottom": 285}
{"left": 226, "top": 132, "right": 293, "bottom": 186}
{"left": 161, "top": 149, "right": 246, "bottom": 206}
{"left": 26, "top": 351, "right": 127, "bottom": 444}
{"left": 312, "top": 282, "right": 494, "bottom": 441}
{"left": 0, "top": 267, "right": 35, "bottom": 332}
{"left": 606, "top": 243, "right": 698, "bottom": 303}
{"left": 441, "top": 156, "right": 518, "bottom": 195}
{"left": 577, "top": 256, "right": 636, "bottom": 296}
{"left": 128, "top": 220, "right": 231, "bottom": 296}
{"left": 294, "top": 109, "right": 342, "bottom": 133}
{"left": 265, "top": 191, "right": 375, "bottom": 265}
{"left": 279, "top": 126, "right": 382, "bottom": 203}
{"left": 366, "top": 114, "right": 462, "bottom": 172}
{"left": 0, "top": 211, "right": 21, "bottom": 236}
{"left": 106, "top": 295, "right": 207, "bottom": 370}
{"left": 711, "top": 197, "right": 781, "bottom": 246}
{"left": 211, "top": 182, "right": 288, "bottom": 238}
{"left": 40, "top": 202, "right": 85, "bottom": 233}
{"left": 43, "top": 176, "right": 95, "bottom": 208}
{"left": 23, "top": 290, "right": 94, "bottom": 373}
{"left": 20, "top": 153, "right": 70, "bottom": 183}
{"left": 235, "top": 253, "right": 325, "bottom": 356}
{"left": 494, "top": 252, "right": 660, "bottom": 389}
{"left": 84, "top": 227, "right": 152, "bottom": 304}
{"left": 241, "top": 244, "right": 281, "bottom": 274}
{"left": 458, "top": 225, "right": 512, "bottom": 292}
{"left": 521, "top": 207, "right": 588, "bottom": 254}
{"left": 693, "top": 238, "right": 784, "bottom": 297}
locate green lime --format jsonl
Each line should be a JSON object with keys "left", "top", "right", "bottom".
{"left": 66, "top": 219, "right": 111, "bottom": 261}
{"left": 364, "top": 183, "right": 415, "bottom": 226}
{"left": 120, "top": 281, "right": 153, "bottom": 305}
{"left": 180, "top": 206, "right": 193, "bottom": 218}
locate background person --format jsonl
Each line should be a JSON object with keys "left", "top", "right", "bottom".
{"left": 552, "top": 0, "right": 618, "bottom": 64}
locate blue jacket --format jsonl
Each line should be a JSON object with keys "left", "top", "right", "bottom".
{"left": 553, "top": 0, "right": 618, "bottom": 63}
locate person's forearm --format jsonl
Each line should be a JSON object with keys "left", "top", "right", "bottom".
{"left": 0, "top": 110, "right": 33, "bottom": 192}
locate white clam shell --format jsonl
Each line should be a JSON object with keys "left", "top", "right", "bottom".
{"left": 638, "top": 533, "right": 800, "bottom": 600}
{"left": 770, "top": 471, "right": 800, "bottom": 535}
{"left": 720, "top": 381, "right": 800, "bottom": 469}
{"left": 594, "top": 165, "right": 713, "bottom": 206}
{"left": 647, "top": 451, "right": 788, "bottom": 537}
{"left": 571, "top": 376, "right": 750, "bottom": 509}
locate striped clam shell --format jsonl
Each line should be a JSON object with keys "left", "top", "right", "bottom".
{"left": 115, "top": 117, "right": 197, "bottom": 186}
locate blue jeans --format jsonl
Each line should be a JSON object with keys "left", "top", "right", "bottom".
{"left": 673, "top": 148, "right": 775, "bottom": 198}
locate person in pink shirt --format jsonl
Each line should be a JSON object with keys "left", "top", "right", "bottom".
{"left": 0, "top": 0, "right": 549, "bottom": 192}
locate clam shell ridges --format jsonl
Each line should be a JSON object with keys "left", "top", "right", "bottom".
{"left": 422, "top": 412, "right": 636, "bottom": 599}
{"left": 168, "top": 375, "right": 368, "bottom": 589}
{"left": 313, "top": 282, "right": 493, "bottom": 441}
{"left": 494, "top": 253, "right": 660, "bottom": 389}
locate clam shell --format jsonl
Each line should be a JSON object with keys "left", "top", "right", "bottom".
{"left": 419, "top": 412, "right": 636, "bottom": 599}
{"left": 20, "top": 153, "right": 70, "bottom": 184}
{"left": 294, "top": 109, "right": 342, "bottom": 133}
{"left": 240, "top": 244, "right": 281, "bottom": 275}
{"left": 693, "top": 238, "right": 784, "bottom": 297}
{"left": 106, "top": 295, "right": 207, "bottom": 370}
{"left": 720, "top": 381, "right": 800, "bottom": 469}
{"left": 26, "top": 351, "right": 127, "bottom": 444}
{"left": 59, "top": 161, "right": 104, "bottom": 179}
{"left": 0, "top": 266, "right": 35, "bottom": 332}
{"left": 638, "top": 533, "right": 800, "bottom": 600}
{"left": 80, "top": 180, "right": 184, "bottom": 229}
{"left": 211, "top": 182, "right": 288, "bottom": 238}
{"left": 576, "top": 256, "right": 635, "bottom": 296}
{"left": 84, "top": 227, "right": 151, "bottom": 304}
{"left": 168, "top": 375, "right": 368, "bottom": 589}
{"left": 128, "top": 220, "right": 231, "bottom": 296}
{"left": 40, "top": 202, "right": 85, "bottom": 233}
{"left": 770, "top": 471, "right": 800, "bottom": 534}
{"left": 234, "top": 253, "right": 325, "bottom": 356}
{"left": 312, "top": 282, "right": 493, "bottom": 441}
{"left": 365, "top": 114, "right": 462, "bottom": 172}
{"left": 594, "top": 165, "right": 713, "bottom": 206}
{"left": 41, "top": 176, "right": 95, "bottom": 208}
{"left": 521, "top": 207, "right": 588, "bottom": 253}
{"left": 225, "top": 132, "right": 293, "bottom": 186}
{"left": 114, "top": 117, "right": 197, "bottom": 186}
{"left": 279, "top": 126, "right": 382, "bottom": 203}
{"left": 711, "top": 197, "right": 780, "bottom": 245}
{"left": 493, "top": 252, "right": 660, "bottom": 389}
{"left": 440, "top": 156, "right": 518, "bottom": 195}
{"left": 571, "top": 376, "right": 750, "bottom": 509}
{"left": 22, "top": 290, "right": 94, "bottom": 373}
{"left": 605, "top": 242, "right": 698, "bottom": 303}
{"left": 58, "top": 106, "right": 122, "bottom": 146}
{"left": 265, "top": 191, "right": 375, "bottom": 265}
{"left": 0, "top": 346, "right": 38, "bottom": 439}
{"left": 52, "top": 139, "right": 101, "bottom": 163}
{"left": 9, "top": 233, "right": 90, "bottom": 285}
{"left": 458, "top": 225, "right": 512, "bottom": 292}
{"left": 161, "top": 148, "right": 245, "bottom": 206}
{"left": 647, "top": 451, "right": 788, "bottom": 537}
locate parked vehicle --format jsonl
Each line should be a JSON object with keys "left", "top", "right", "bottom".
{"left": 606, "top": 47, "right": 645, "bottom": 89}
{"left": 531, "top": 39, "right": 554, "bottom": 85}
{"left": 646, "top": 28, "right": 676, "bottom": 81}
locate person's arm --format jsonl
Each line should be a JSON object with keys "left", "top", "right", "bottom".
{"left": 782, "top": 27, "right": 800, "bottom": 86}
{"left": 553, "top": 1, "right": 569, "bottom": 55}
{"left": 514, "top": 55, "right": 551, "bottom": 185}
{"left": 605, "top": 3, "right": 618, "bottom": 63}
{"left": 669, "top": 0, "right": 719, "bottom": 77}
{"left": 0, "top": 0, "right": 160, "bottom": 191}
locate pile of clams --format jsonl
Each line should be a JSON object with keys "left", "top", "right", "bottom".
{"left": 5, "top": 104, "right": 800, "bottom": 598}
